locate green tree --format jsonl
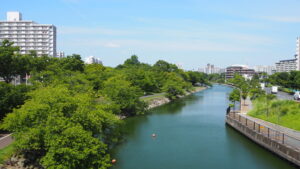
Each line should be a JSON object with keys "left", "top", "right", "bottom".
{"left": 229, "top": 89, "right": 240, "bottom": 110}
{"left": 163, "top": 73, "right": 187, "bottom": 100}
{"left": 153, "top": 60, "right": 179, "bottom": 72}
{"left": 0, "top": 82, "right": 31, "bottom": 120}
{"left": 102, "top": 76, "right": 146, "bottom": 116}
{"left": 124, "top": 55, "right": 140, "bottom": 66}
{"left": 0, "top": 40, "right": 20, "bottom": 83}
{"left": 1, "top": 86, "right": 121, "bottom": 169}
{"left": 59, "top": 54, "right": 85, "bottom": 72}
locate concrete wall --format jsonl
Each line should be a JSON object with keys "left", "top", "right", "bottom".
{"left": 226, "top": 115, "right": 300, "bottom": 167}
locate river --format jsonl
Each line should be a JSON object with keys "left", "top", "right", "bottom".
{"left": 111, "top": 85, "right": 297, "bottom": 169}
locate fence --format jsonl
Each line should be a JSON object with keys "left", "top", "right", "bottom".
{"left": 227, "top": 112, "right": 300, "bottom": 150}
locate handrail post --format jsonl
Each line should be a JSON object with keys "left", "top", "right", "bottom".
{"left": 268, "top": 128, "right": 270, "bottom": 138}
{"left": 253, "top": 122, "right": 255, "bottom": 130}
{"left": 258, "top": 124, "right": 260, "bottom": 133}
{"left": 246, "top": 118, "right": 247, "bottom": 126}
{"left": 282, "top": 134, "right": 284, "bottom": 144}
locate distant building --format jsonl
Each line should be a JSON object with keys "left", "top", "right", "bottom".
{"left": 226, "top": 65, "right": 255, "bottom": 80}
{"left": 205, "top": 64, "right": 214, "bottom": 74}
{"left": 275, "top": 37, "right": 300, "bottom": 72}
{"left": 56, "top": 51, "right": 65, "bottom": 58}
{"left": 199, "top": 63, "right": 225, "bottom": 74}
{"left": 198, "top": 68, "right": 205, "bottom": 73}
{"left": 275, "top": 58, "right": 297, "bottom": 72}
{"left": 0, "top": 11, "right": 56, "bottom": 56}
{"left": 296, "top": 37, "right": 300, "bottom": 70}
{"left": 253, "top": 65, "right": 275, "bottom": 75}
{"left": 86, "top": 56, "right": 102, "bottom": 64}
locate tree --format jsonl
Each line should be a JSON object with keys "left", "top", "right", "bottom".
{"left": 162, "top": 73, "right": 187, "bottom": 100}
{"left": 153, "top": 60, "right": 178, "bottom": 72}
{"left": 59, "top": 54, "right": 85, "bottom": 72}
{"left": 124, "top": 55, "right": 140, "bottom": 66}
{"left": 0, "top": 82, "right": 31, "bottom": 120}
{"left": 102, "top": 76, "right": 146, "bottom": 116}
{"left": 240, "top": 83, "right": 249, "bottom": 106}
{"left": 265, "top": 94, "right": 276, "bottom": 117}
{"left": 0, "top": 40, "right": 20, "bottom": 83}
{"left": 1, "top": 86, "right": 121, "bottom": 169}
{"left": 229, "top": 89, "right": 240, "bottom": 110}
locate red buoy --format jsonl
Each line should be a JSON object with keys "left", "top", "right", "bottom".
{"left": 112, "top": 159, "right": 117, "bottom": 164}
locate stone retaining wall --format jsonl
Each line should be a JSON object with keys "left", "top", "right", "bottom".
{"left": 226, "top": 114, "right": 300, "bottom": 167}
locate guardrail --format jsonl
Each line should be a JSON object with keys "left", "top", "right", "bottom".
{"left": 226, "top": 112, "right": 300, "bottom": 166}
{"left": 227, "top": 112, "right": 300, "bottom": 150}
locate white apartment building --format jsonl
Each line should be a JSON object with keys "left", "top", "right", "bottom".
{"left": 0, "top": 12, "right": 56, "bottom": 56}
{"left": 201, "top": 63, "right": 225, "bottom": 74}
{"left": 253, "top": 65, "right": 275, "bottom": 75}
{"left": 296, "top": 37, "right": 300, "bottom": 70}
{"left": 86, "top": 56, "right": 102, "bottom": 64}
{"left": 275, "top": 37, "right": 300, "bottom": 72}
{"left": 275, "top": 58, "right": 297, "bottom": 72}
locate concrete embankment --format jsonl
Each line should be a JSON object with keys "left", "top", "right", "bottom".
{"left": 146, "top": 87, "right": 207, "bottom": 109}
{"left": 226, "top": 112, "right": 300, "bottom": 167}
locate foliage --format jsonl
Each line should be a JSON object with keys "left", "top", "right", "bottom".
{"left": 0, "top": 42, "right": 212, "bottom": 168}
{"left": 0, "top": 83, "right": 31, "bottom": 120}
{"left": 207, "top": 73, "right": 225, "bottom": 83}
{"left": 267, "top": 71, "right": 300, "bottom": 90}
{"left": 0, "top": 143, "right": 15, "bottom": 164}
{"left": 0, "top": 40, "right": 21, "bottom": 83}
{"left": 229, "top": 89, "right": 240, "bottom": 105}
{"left": 163, "top": 73, "right": 187, "bottom": 100}
{"left": 1, "top": 86, "right": 121, "bottom": 169}
{"left": 228, "top": 73, "right": 265, "bottom": 106}
{"left": 249, "top": 96, "right": 300, "bottom": 131}
{"left": 102, "top": 76, "right": 146, "bottom": 116}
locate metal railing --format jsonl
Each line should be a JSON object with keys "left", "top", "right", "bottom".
{"left": 227, "top": 112, "right": 300, "bottom": 151}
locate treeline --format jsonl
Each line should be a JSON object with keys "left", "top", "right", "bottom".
{"left": 267, "top": 71, "right": 300, "bottom": 90}
{"left": 227, "top": 74, "right": 265, "bottom": 108}
{"left": 0, "top": 40, "right": 210, "bottom": 168}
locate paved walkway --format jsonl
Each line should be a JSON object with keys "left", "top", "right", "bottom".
{"left": 0, "top": 134, "right": 13, "bottom": 149}
{"left": 239, "top": 98, "right": 300, "bottom": 149}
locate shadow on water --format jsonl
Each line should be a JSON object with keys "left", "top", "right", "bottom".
{"left": 119, "top": 93, "right": 201, "bottom": 140}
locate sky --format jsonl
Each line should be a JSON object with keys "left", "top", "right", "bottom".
{"left": 2, "top": 0, "right": 300, "bottom": 70}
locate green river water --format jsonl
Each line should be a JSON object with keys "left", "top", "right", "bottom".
{"left": 111, "top": 85, "right": 297, "bottom": 169}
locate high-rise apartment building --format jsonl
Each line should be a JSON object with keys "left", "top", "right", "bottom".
{"left": 253, "top": 65, "right": 276, "bottom": 75}
{"left": 296, "top": 37, "right": 300, "bottom": 70}
{"left": 0, "top": 12, "right": 56, "bottom": 56}
{"left": 275, "top": 58, "right": 297, "bottom": 72}
{"left": 275, "top": 37, "right": 300, "bottom": 72}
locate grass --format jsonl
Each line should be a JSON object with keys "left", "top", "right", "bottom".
{"left": 0, "top": 143, "right": 15, "bottom": 164}
{"left": 278, "top": 87, "right": 294, "bottom": 95}
{"left": 248, "top": 97, "right": 300, "bottom": 131}
{"left": 140, "top": 87, "right": 206, "bottom": 103}
{"left": 140, "top": 93, "right": 166, "bottom": 102}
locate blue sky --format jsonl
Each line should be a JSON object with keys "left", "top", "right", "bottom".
{"left": 2, "top": 0, "right": 300, "bottom": 70}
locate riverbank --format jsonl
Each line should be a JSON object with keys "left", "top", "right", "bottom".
{"left": 226, "top": 97, "right": 300, "bottom": 167}
{"left": 142, "top": 86, "right": 207, "bottom": 110}
{"left": 113, "top": 85, "right": 296, "bottom": 169}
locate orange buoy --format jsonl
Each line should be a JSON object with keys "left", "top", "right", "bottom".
{"left": 112, "top": 159, "right": 117, "bottom": 164}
